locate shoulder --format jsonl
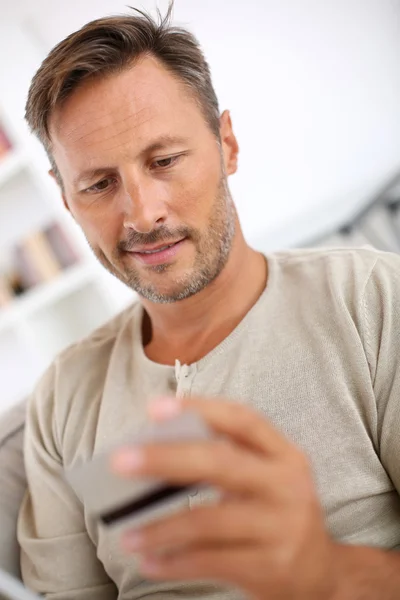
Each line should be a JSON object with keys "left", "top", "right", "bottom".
{"left": 264, "top": 247, "right": 400, "bottom": 336}
{"left": 27, "top": 299, "right": 143, "bottom": 453}
{"left": 55, "top": 298, "right": 141, "bottom": 373}
{"left": 269, "top": 246, "right": 400, "bottom": 295}
{"left": 270, "top": 245, "right": 392, "bottom": 272}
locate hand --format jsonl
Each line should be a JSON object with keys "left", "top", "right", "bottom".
{"left": 111, "top": 396, "right": 339, "bottom": 600}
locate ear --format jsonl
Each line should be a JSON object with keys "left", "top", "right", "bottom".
{"left": 219, "top": 110, "right": 239, "bottom": 176}
{"left": 49, "top": 169, "right": 70, "bottom": 212}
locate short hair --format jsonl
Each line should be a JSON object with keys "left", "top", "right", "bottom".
{"left": 25, "top": 1, "right": 221, "bottom": 181}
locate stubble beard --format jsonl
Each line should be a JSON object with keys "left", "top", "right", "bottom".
{"left": 90, "top": 176, "right": 236, "bottom": 304}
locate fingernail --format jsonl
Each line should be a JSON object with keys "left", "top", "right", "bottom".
{"left": 111, "top": 448, "right": 144, "bottom": 474}
{"left": 139, "top": 557, "right": 160, "bottom": 575}
{"left": 123, "top": 531, "right": 144, "bottom": 551}
{"left": 148, "top": 396, "right": 182, "bottom": 420}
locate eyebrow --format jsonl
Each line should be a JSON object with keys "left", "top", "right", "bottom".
{"left": 73, "top": 135, "right": 190, "bottom": 188}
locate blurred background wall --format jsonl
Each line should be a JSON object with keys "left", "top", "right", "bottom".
{"left": 5, "top": 0, "right": 400, "bottom": 247}
{"left": 0, "top": 0, "right": 399, "bottom": 411}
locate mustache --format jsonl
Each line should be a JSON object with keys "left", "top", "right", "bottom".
{"left": 117, "top": 226, "right": 193, "bottom": 253}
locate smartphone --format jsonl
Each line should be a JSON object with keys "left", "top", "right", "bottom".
{"left": 65, "top": 411, "right": 214, "bottom": 529}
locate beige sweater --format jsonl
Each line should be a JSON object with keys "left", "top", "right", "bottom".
{"left": 18, "top": 247, "right": 400, "bottom": 599}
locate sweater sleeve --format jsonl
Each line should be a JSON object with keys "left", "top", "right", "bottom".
{"left": 17, "top": 364, "right": 117, "bottom": 599}
{"left": 362, "top": 252, "right": 400, "bottom": 494}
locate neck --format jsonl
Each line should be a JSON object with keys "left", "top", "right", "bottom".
{"left": 141, "top": 222, "right": 268, "bottom": 365}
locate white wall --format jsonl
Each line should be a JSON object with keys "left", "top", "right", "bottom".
{"left": 4, "top": 0, "right": 400, "bottom": 250}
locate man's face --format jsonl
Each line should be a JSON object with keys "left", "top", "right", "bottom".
{"left": 49, "top": 56, "right": 239, "bottom": 303}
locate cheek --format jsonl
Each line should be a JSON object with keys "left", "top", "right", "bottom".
{"left": 172, "top": 159, "right": 221, "bottom": 221}
{"left": 69, "top": 200, "right": 121, "bottom": 249}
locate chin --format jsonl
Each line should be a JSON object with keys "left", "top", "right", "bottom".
{"left": 134, "top": 276, "right": 200, "bottom": 304}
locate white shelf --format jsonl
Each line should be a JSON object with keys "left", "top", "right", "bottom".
{"left": 0, "top": 150, "right": 28, "bottom": 189}
{"left": 0, "top": 262, "right": 96, "bottom": 333}
{"left": 0, "top": 24, "right": 126, "bottom": 410}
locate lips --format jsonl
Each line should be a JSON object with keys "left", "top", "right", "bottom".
{"left": 133, "top": 241, "right": 180, "bottom": 255}
{"left": 126, "top": 238, "right": 187, "bottom": 266}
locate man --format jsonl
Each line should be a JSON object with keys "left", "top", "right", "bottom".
{"left": 18, "top": 3, "right": 400, "bottom": 599}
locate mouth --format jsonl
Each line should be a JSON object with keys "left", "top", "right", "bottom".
{"left": 127, "top": 238, "right": 187, "bottom": 266}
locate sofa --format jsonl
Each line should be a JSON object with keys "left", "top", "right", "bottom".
{"left": 0, "top": 401, "right": 27, "bottom": 581}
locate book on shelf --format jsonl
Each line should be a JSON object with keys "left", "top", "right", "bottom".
{"left": 15, "top": 231, "right": 61, "bottom": 290}
{"left": 43, "top": 222, "right": 80, "bottom": 269}
{"left": 0, "top": 124, "right": 12, "bottom": 160}
{"left": 1, "top": 222, "right": 81, "bottom": 299}
{"left": 0, "top": 276, "right": 13, "bottom": 308}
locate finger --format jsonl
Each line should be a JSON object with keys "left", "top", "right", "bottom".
{"left": 112, "top": 438, "right": 275, "bottom": 497}
{"left": 138, "top": 545, "right": 268, "bottom": 593}
{"left": 149, "top": 395, "right": 295, "bottom": 458}
{"left": 112, "top": 438, "right": 306, "bottom": 503}
{"left": 122, "top": 502, "right": 276, "bottom": 553}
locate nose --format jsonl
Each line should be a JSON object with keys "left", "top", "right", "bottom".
{"left": 121, "top": 171, "right": 168, "bottom": 234}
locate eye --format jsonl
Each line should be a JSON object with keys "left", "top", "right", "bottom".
{"left": 84, "top": 177, "right": 116, "bottom": 193}
{"left": 151, "top": 155, "right": 181, "bottom": 170}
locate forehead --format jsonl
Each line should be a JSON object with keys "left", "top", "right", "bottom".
{"left": 49, "top": 56, "right": 205, "bottom": 170}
